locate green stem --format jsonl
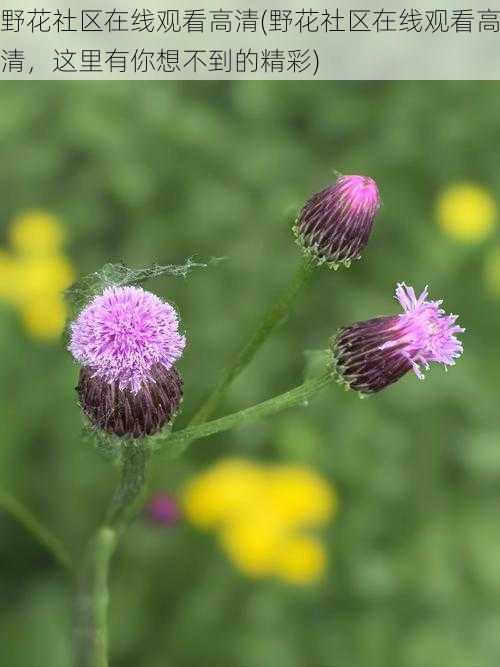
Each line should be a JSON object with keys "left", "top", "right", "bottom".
{"left": 0, "top": 485, "right": 73, "bottom": 572}
{"left": 189, "top": 257, "right": 315, "bottom": 426}
{"left": 75, "top": 440, "right": 149, "bottom": 667}
{"left": 76, "top": 528, "right": 116, "bottom": 667}
{"left": 105, "top": 439, "right": 150, "bottom": 530}
{"left": 166, "top": 371, "right": 333, "bottom": 457}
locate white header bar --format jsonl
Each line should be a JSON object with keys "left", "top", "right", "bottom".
{"left": 0, "top": 0, "right": 498, "bottom": 79}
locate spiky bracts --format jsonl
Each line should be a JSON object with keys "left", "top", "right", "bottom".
{"left": 295, "top": 174, "right": 380, "bottom": 269}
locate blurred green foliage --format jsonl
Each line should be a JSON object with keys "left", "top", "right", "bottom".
{"left": 1, "top": 82, "right": 499, "bottom": 667}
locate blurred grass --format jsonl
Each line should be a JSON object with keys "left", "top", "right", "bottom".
{"left": 0, "top": 81, "right": 500, "bottom": 667}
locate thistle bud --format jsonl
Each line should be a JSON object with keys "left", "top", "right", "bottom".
{"left": 332, "top": 283, "right": 464, "bottom": 395}
{"left": 69, "top": 285, "right": 186, "bottom": 438}
{"left": 295, "top": 174, "right": 380, "bottom": 269}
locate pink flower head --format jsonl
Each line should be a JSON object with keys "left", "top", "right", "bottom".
{"left": 296, "top": 174, "right": 381, "bottom": 268}
{"left": 69, "top": 286, "right": 186, "bottom": 394}
{"left": 332, "top": 283, "right": 464, "bottom": 394}
{"left": 146, "top": 493, "right": 181, "bottom": 526}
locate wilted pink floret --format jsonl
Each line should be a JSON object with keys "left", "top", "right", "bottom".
{"left": 69, "top": 286, "right": 186, "bottom": 394}
{"left": 383, "top": 283, "right": 465, "bottom": 379}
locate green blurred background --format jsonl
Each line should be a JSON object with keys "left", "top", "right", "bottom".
{"left": 0, "top": 81, "right": 499, "bottom": 667}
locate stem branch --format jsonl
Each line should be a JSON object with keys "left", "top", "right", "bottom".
{"left": 189, "top": 257, "right": 315, "bottom": 426}
{"left": 76, "top": 528, "right": 116, "bottom": 667}
{"left": 167, "top": 371, "right": 333, "bottom": 457}
{"left": 105, "top": 440, "right": 149, "bottom": 530}
{"left": 75, "top": 440, "right": 149, "bottom": 667}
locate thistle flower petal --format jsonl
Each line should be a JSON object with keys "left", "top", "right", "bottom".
{"left": 69, "top": 285, "right": 185, "bottom": 394}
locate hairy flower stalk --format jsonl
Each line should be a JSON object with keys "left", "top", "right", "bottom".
{"left": 69, "top": 286, "right": 186, "bottom": 437}
{"left": 295, "top": 174, "right": 381, "bottom": 268}
{"left": 69, "top": 284, "right": 187, "bottom": 666}
{"left": 76, "top": 437, "right": 151, "bottom": 667}
{"left": 332, "top": 283, "right": 464, "bottom": 394}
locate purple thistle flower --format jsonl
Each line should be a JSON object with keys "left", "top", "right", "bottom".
{"left": 69, "top": 286, "right": 185, "bottom": 393}
{"left": 69, "top": 286, "right": 186, "bottom": 437}
{"left": 146, "top": 493, "right": 181, "bottom": 526}
{"left": 332, "top": 283, "right": 464, "bottom": 395}
{"left": 295, "top": 174, "right": 381, "bottom": 269}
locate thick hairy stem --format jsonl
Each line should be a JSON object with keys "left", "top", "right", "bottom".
{"left": 189, "top": 257, "right": 315, "bottom": 426}
{"left": 105, "top": 440, "right": 150, "bottom": 529}
{"left": 75, "top": 528, "right": 116, "bottom": 667}
{"left": 75, "top": 440, "right": 149, "bottom": 667}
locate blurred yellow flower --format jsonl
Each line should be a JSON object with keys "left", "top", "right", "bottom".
{"left": 17, "top": 256, "right": 75, "bottom": 302}
{"left": 275, "top": 536, "right": 327, "bottom": 585}
{"left": 436, "top": 183, "right": 497, "bottom": 243}
{"left": 182, "top": 458, "right": 336, "bottom": 585}
{"left": 267, "top": 465, "right": 337, "bottom": 528}
{"left": 21, "top": 297, "right": 67, "bottom": 341}
{"left": 0, "top": 210, "right": 75, "bottom": 342}
{"left": 10, "top": 210, "right": 65, "bottom": 255}
{"left": 219, "top": 514, "right": 287, "bottom": 577}
{"left": 183, "top": 459, "right": 267, "bottom": 528}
